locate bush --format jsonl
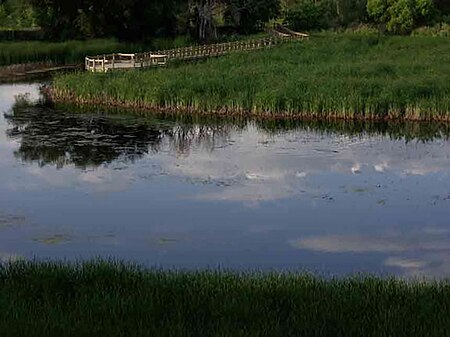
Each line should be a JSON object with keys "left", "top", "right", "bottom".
{"left": 0, "top": 0, "right": 36, "bottom": 29}
{"left": 344, "top": 24, "right": 380, "bottom": 35}
{"left": 367, "top": 0, "right": 436, "bottom": 34}
{"left": 225, "top": 0, "right": 280, "bottom": 34}
{"left": 284, "top": 0, "right": 335, "bottom": 31}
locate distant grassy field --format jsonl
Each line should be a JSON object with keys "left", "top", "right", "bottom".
{"left": 53, "top": 33, "right": 450, "bottom": 121}
{"left": 0, "top": 260, "right": 449, "bottom": 337}
{"left": 0, "top": 37, "right": 195, "bottom": 67}
{"left": 0, "top": 39, "right": 145, "bottom": 66}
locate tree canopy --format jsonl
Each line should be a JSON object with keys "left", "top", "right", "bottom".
{"left": 1, "top": 0, "right": 449, "bottom": 40}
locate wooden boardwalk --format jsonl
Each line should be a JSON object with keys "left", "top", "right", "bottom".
{"left": 85, "top": 26, "right": 308, "bottom": 73}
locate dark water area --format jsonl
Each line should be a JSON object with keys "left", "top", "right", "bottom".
{"left": 1, "top": 83, "right": 450, "bottom": 278}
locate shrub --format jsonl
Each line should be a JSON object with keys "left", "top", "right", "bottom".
{"left": 367, "top": 0, "right": 436, "bottom": 34}
{"left": 411, "top": 22, "right": 450, "bottom": 36}
{"left": 284, "top": 0, "right": 335, "bottom": 31}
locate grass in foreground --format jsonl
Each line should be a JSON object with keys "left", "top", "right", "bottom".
{"left": 0, "top": 260, "right": 449, "bottom": 337}
{"left": 54, "top": 33, "right": 450, "bottom": 121}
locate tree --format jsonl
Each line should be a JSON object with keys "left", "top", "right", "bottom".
{"left": 334, "top": 0, "right": 368, "bottom": 26}
{"left": 284, "top": 0, "right": 335, "bottom": 31}
{"left": 435, "top": 0, "right": 450, "bottom": 16}
{"left": 227, "top": 0, "right": 280, "bottom": 33}
{"left": 188, "top": 0, "right": 279, "bottom": 41}
{"left": 367, "top": 0, "right": 435, "bottom": 34}
{"left": 189, "top": 0, "right": 222, "bottom": 41}
{"left": 28, "top": 0, "right": 186, "bottom": 40}
{"left": 28, "top": 0, "right": 83, "bottom": 39}
{"left": 0, "top": 0, "right": 36, "bottom": 28}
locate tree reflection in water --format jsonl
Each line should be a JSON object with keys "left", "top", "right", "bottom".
{"left": 4, "top": 94, "right": 450, "bottom": 169}
{"left": 3, "top": 95, "right": 239, "bottom": 169}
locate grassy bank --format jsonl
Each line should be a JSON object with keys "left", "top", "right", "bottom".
{"left": 0, "top": 39, "right": 138, "bottom": 66}
{"left": 0, "top": 260, "right": 449, "bottom": 336}
{"left": 0, "top": 37, "right": 194, "bottom": 67}
{"left": 54, "top": 33, "right": 450, "bottom": 121}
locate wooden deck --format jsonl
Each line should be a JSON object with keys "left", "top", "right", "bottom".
{"left": 85, "top": 27, "right": 309, "bottom": 73}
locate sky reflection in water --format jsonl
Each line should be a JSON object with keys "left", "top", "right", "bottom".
{"left": 0, "top": 83, "right": 450, "bottom": 278}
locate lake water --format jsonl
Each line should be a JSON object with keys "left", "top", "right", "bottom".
{"left": 1, "top": 82, "right": 450, "bottom": 278}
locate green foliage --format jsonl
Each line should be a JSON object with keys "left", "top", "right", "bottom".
{"left": 367, "top": 0, "right": 436, "bottom": 34}
{"left": 282, "top": 0, "right": 445, "bottom": 33}
{"left": 2, "top": 0, "right": 446, "bottom": 42}
{"left": 412, "top": 22, "right": 450, "bottom": 36}
{"left": 27, "top": 0, "right": 187, "bottom": 41}
{"left": 226, "top": 0, "right": 280, "bottom": 33}
{"left": 26, "top": 0, "right": 279, "bottom": 42}
{"left": 284, "top": 0, "right": 332, "bottom": 30}
{"left": 1, "top": 260, "right": 450, "bottom": 337}
{"left": 366, "top": 0, "right": 385, "bottom": 19}
{"left": 283, "top": 0, "right": 369, "bottom": 31}
{"left": 0, "top": 39, "right": 145, "bottom": 65}
{"left": 435, "top": 0, "right": 450, "bottom": 25}
{"left": 344, "top": 23, "right": 379, "bottom": 35}
{"left": 0, "top": 0, "right": 36, "bottom": 29}
{"left": 335, "top": 0, "right": 369, "bottom": 26}
{"left": 54, "top": 33, "right": 450, "bottom": 121}
{"left": 387, "top": 0, "right": 416, "bottom": 33}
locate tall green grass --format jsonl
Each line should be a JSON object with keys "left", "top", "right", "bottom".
{"left": 54, "top": 33, "right": 450, "bottom": 120}
{"left": 0, "top": 39, "right": 141, "bottom": 66}
{"left": 0, "top": 260, "right": 449, "bottom": 337}
{"left": 0, "top": 36, "right": 197, "bottom": 66}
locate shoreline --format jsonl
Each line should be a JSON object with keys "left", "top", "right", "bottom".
{"left": 50, "top": 33, "right": 450, "bottom": 124}
{"left": 48, "top": 87, "right": 450, "bottom": 123}
{"left": 1, "top": 260, "right": 449, "bottom": 336}
{"left": 0, "top": 63, "right": 81, "bottom": 83}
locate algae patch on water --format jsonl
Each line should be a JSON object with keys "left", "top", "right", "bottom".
{"left": 33, "top": 234, "right": 72, "bottom": 245}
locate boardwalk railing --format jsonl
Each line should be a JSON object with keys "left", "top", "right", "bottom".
{"left": 85, "top": 30, "right": 309, "bottom": 73}
{"left": 85, "top": 53, "right": 168, "bottom": 72}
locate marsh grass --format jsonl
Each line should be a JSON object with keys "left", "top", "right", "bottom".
{"left": 54, "top": 33, "right": 450, "bottom": 121}
{"left": 0, "top": 39, "right": 143, "bottom": 66}
{"left": 0, "top": 36, "right": 197, "bottom": 67}
{"left": 0, "top": 260, "right": 449, "bottom": 337}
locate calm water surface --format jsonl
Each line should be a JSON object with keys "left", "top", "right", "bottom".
{"left": 1, "top": 82, "right": 450, "bottom": 278}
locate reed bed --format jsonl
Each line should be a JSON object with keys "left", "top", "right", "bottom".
{"left": 0, "top": 260, "right": 449, "bottom": 337}
{"left": 54, "top": 33, "right": 450, "bottom": 121}
{"left": 0, "top": 39, "right": 138, "bottom": 66}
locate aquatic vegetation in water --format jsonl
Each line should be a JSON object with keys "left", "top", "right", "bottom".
{"left": 33, "top": 234, "right": 72, "bottom": 245}
{"left": 158, "top": 237, "right": 178, "bottom": 245}
{"left": 0, "top": 213, "right": 26, "bottom": 229}
{"left": 352, "top": 187, "right": 370, "bottom": 193}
